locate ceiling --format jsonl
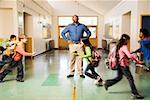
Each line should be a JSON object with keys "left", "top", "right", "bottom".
{"left": 47, "top": 0, "right": 122, "bottom": 15}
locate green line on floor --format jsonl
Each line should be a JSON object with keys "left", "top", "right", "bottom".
{"left": 42, "top": 74, "right": 60, "bottom": 86}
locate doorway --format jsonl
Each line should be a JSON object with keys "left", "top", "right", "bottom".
{"left": 141, "top": 15, "right": 150, "bottom": 30}
{"left": 24, "top": 12, "right": 33, "bottom": 53}
{"left": 122, "top": 11, "right": 131, "bottom": 50}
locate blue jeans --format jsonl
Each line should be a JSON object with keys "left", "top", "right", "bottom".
{"left": 105, "top": 66, "right": 139, "bottom": 95}
{"left": 85, "top": 64, "right": 102, "bottom": 81}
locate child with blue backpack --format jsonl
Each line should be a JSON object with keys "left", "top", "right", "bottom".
{"left": 80, "top": 38, "right": 103, "bottom": 86}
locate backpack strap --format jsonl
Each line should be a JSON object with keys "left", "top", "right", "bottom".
{"left": 12, "top": 51, "right": 22, "bottom": 58}
{"left": 115, "top": 47, "right": 125, "bottom": 66}
{"left": 117, "top": 49, "right": 129, "bottom": 65}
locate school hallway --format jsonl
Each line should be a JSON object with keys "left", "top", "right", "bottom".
{"left": 0, "top": 50, "right": 149, "bottom": 100}
{"left": 0, "top": 0, "right": 150, "bottom": 100}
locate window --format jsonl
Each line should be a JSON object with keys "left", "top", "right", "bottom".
{"left": 18, "top": 12, "right": 24, "bottom": 34}
{"left": 59, "top": 26, "right": 66, "bottom": 38}
{"left": 58, "top": 16, "right": 98, "bottom": 38}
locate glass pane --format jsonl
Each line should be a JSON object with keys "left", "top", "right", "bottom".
{"left": 79, "top": 17, "right": 97, "bottom": 25}
{"left": 109, "top": 25, "right": 113, "bottom": 36}
{"left": 18, "top": 12, "right": 24, "bottom": 34}
{"left": 59, "top": 17, "right": 72, "bottom": 26}
{"left": 59, "top": 16, "right": 97, "bottom": 39}
{"left": 59, "top": 27, "right": 65, "bottom": 38}
{"left": 59, "top": 16, "right": 97, "bottom": 26}
{"left": 59, "top": 27, "right": 69, "bottom": 38}
{"left": 83, "top": 27, "right": 96, "bottom": 38}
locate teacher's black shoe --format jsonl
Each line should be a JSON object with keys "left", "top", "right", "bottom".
{"left": 16, "top": 79, "right": 24, "bottom": 82}
{"left": 67, "top": 74, "right": 74, "bottom": 78}
{"left": 80, "top": 75, "right": 85, "bottom": 78}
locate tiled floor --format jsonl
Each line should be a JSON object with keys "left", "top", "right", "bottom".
{"left": 0, "top": 50, "right": 149, "bottom": 100}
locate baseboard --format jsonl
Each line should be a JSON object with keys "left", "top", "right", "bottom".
{"left": 32, "top": 47, "right": 103, "bottom": 58}
{"left": 33, "top": 50, "right": 53, "bottom": 57}
{"left": 97, "top": 48, "right": 103, "bottom": 50}
{"left": 54, "top": 48, "right": 69, "bottom": 50}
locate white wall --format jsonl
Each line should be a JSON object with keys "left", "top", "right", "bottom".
{"left": 51, "top": 2, "right": 104, "bottom": 48}
{"left": 104, "top": 0, "right": 139, "bottom": 51}
{"left": 105, "top": 0, "right": 150, "bottom": 51}
{"left": 52, "top": 15, "right": 57, "bottom": 48}
{"left": 32, "top": 16, "right": 46, "bottom": 55}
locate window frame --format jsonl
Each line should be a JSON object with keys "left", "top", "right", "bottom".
{"left": 58, "top": 16, "right": 98, "bottom": 39}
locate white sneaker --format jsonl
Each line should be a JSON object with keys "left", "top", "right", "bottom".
{"left": 94, "top": 80, "right": 102, "bottom": 86}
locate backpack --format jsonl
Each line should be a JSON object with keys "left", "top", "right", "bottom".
{"left": 107, "top": 46, "right": 119, "bottom": 70}
{"left": 12, "top": 44, "right": 23, "bottom": 62}
{"left": 12, "top": 52, "right": 22, "bottom": 61}
{"left": 90, "top": 49, "right": 101, "bottom": 67}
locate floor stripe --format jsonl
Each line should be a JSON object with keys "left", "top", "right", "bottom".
{"left": 72, "top": 83, "right": 76, "bottom": 100}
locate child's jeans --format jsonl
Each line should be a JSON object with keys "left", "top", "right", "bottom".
{"left": 85, "top": 64, "right": 101, "bottom": 80}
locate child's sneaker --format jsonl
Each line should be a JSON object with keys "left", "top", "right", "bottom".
{"left": 103, "top": 81, "right": 108, "bottom": 91}
{"left": 94, "top": 77, "right": 103, "bottom": 86}
{"left": 131, "top": 94, "right": 144, "bottom": 99}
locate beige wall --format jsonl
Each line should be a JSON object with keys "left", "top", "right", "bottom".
{"left": 24, "top": 13, "right": 33, "bottom": 36}
{"left": 122, "top": 12, "right": 131, "bottom": 35}
{"left": 0, "top": 0, "right": 53, "bottom": 55}
{"left": 149, "top": 2, "right": 150, "bottom": 13}
{"left": 0, "top": 8, "right": 13, "bottom": 39}
{"left": 17, "top": 0, "right": 53, "bottom": 55}
{"left": 98, "top": 15, "right": 104, "bottom": 48}
{"left": 137, "top": 0, "right": 150, "bottom": 29}
{"left": 0, "top": 0, "right": 18, "bottom": 39}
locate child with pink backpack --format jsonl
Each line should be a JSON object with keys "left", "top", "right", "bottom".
{"left": 103, "top": 34, "right": 144, "bottom": 99}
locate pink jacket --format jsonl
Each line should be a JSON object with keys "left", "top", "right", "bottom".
{"left": 119, "top": 45, "right": 140, "bottom": 67}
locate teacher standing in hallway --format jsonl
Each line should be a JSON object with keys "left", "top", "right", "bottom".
{"left": 61, "top": 15, "right": 91, "bottom": 78}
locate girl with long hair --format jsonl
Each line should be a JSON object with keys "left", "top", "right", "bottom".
{"left": 103, "top": 34, "right": 144, "bottom": 99}
{"left": 81, "top": 38, "right": 103, "bottom": 86}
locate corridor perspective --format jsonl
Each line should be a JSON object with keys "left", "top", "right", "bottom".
{"left": 0, "top": 0, "right": 150, "bottom": 100}
{"left": 0, "top": 50, "right": 150, "bottom": 100}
